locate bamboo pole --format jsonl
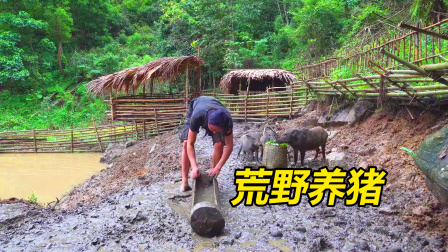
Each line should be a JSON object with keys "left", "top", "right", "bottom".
{"left": 245, "top": 80, "right": 250, "bottom": 122}
{"left": 438, "top": 15, "right": 441, "bottom": 63}
{"left": 305, "top": 89, "right": 309, "bottom": 105}
{"left": 185, "top": 65, "right": 189, "bottom": 108}
{"left": 197, "top": 46, "right": 201, "bottom": 95}
{"left": 356, "top": 74, "right": 378, "bottom": 92}
{"left": 421, "top": 62, "right": 448, "bottom": 71}
{"left": 150, "top": 79, "right": 154, "bottom": 96}
{"left": 143, "top": 120, "right": 146, "bottom": 139}
{"left": 425, "top": 29, "right": 428, "bottom": 65}
{"left": 154, "top": 108, "right": 159, "bottom": 134}
{"left": 398, "top": 23, "right": 448, "bottom": 40}
{"left": 380, "top": 48, "right": 448, "bottom": 85}
{"left": 110, "top": 90, "right": 115, "bottom": 124}
{"left": 433, "top": 30, "right": 436, "bottom": 64}
{"left": 91, "top": 116, "right": 104, "bottom": 152}
{"left": 266, "top": 88, "right": 270, "bottom": 118}
{"left": 340, "top": 82, "right": 358, "bottom": 98}
{"left": 289, "top": 83, "right": 293, "bottom": 117}
{"left": 71, "top": 129, "right": 74, "bottom": 153}
{"left": 408, "top": 34, "right": 412, "bottom": 62}
{"left": 33, "top": 129, "right": 37, "bottom": 153}
{"left": 325, "top": 80, "right": 344, "bottom": 95}
{"left": 134, "top": 120, "right": 138, "bottom": 140}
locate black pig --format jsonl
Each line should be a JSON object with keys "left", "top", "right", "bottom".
{"left": 278, "top": 126, "right": 328, "bottom": 166}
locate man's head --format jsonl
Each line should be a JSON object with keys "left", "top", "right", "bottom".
{"left": 207, "top": 109, "right": 231, "bottom": 134}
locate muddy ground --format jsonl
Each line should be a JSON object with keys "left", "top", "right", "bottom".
{"left": 1, "top": 104, "right": 448, "bottom": 251}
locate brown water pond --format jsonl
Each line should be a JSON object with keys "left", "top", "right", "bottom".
{"left": 0, "top": 153, "right": 105, "bottom": 204}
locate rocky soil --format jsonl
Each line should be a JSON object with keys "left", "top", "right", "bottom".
{"left": 1, "top": 103, "right": 448, "bottom": 251}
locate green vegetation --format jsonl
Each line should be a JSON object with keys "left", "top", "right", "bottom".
{"left": 1, "top": 0, "right": 445, "bottom": 131}
{"left": 265, "top": 141, "right": 288, "bottom": 147}
{"left": 28, "top": 191, "right": 38, "bottom": 204}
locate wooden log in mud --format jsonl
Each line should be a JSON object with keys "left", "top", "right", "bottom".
{"left": 190, "top": 172, "right": 225, "bottom": 237}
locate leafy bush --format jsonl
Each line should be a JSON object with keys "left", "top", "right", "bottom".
{"left": 28, "top": 191, "right": 38, "bottom": 204}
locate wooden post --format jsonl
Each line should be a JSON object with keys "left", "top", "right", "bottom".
{"left": 402, "top": 32, "right": 405, "bottom": 60}
{"left": 305, "top": 89, "right": 309, "bottom": 105}
{"left": 438, "top": 15, "right": 441, "bottom": 63}
{"left": 33, "top": 129, "right": 37, "bottom": 153}
{"left": 150, "top": 79, "right": 154, "bottom": 96}
{"left": 70, "top": 129, "right": 74, "bottom": 153}
{"left": 124, "top": 125, "right": 127, "bottom": 140}
{"left": 416, "top": 23, "right": 420, "bottom": 65}
{"left": 197, "top": 46, "right": 201, "bottom": 95}
{"left": 143, "top": 120, "right": 146, "bottom": 140}
{"left": 266, "top": 88, "right": 270, "bottom": 119}
{"left": 245, "top": 80, "right": 250, "bottom": 122}
{"left": 185, "top": 65, "right": 189, "bottom": 109}
{"left": 134, "top": 120, "right": 138, "bottom": 140}
{"left": 408, "top": 34, "right": 412, "bottom": 62}
{"left": 213, "top": 76, "right": 216, "bottom": 97}
{"left": 110, "top": 90, "right": 115, "bottom": 125}
{"left": 238, "top": 78, "right": 242, "bottom": 94}
{"left": 154, "top": 108, "right": 159, "bottom": 134}
{"left": 91, "top": 116, "right": 104, "bottom": 153}
{"left": 289, "top": 83, "right": 294, "bottom": 117}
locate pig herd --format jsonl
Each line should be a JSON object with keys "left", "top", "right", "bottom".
{"left": 237, "top": 125, "right": 328, "bottom": 166}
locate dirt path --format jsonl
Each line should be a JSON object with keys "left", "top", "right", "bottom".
{"left": 1, "top": 109, "right": 447, "bottom": 251}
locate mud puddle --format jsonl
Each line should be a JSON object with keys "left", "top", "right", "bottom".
{"left": 0, "top": 153, "right": 105, "bottom": 204}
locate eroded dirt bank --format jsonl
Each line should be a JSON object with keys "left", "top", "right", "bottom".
{"left": 1, "top": 105, "right": 448, "bottom": 251}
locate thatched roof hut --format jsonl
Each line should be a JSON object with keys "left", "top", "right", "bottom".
{"left": 218, "top": 69, "right": 298, "bottom": 94}
{"left": 85, "top": 55, "right": 205, "bottom": 96}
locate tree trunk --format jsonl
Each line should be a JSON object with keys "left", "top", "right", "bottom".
{"left": 283, "top": 2, "right": 289, "bottom": 25}
{"left": 56, "top": 23, "right": 65, "bottom": 75}
{"left": 57, "top": 39, "right": 65, "bottom": 75}
{"left": 276, "top": 0, "right": 285, "bottom": 26}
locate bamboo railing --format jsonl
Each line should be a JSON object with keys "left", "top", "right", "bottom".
{"left": 296, "top": 17, "right": 448, "bottom": 80}
{"left": 0, "top": 120, "right": 177, "bottom": 153}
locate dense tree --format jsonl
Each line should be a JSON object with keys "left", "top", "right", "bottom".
{"left": 0, "top": 0, "right": 446, "bottom": 130}
{"left": 45, "top": 6, "right": 73, "bottom": 74}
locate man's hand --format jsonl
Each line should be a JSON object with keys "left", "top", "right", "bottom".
{"left": 190, "top": 166, "right": 200, "bottom": 179}
{"left": 207, "top": 165, "right": 222, "bottom": 176}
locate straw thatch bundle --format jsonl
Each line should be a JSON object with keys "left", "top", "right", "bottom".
{"left": 86, "top": 55, "right": 205, "bottom": 96}
{"left": 218, "top": 69, "right": 298, "bottom": 94}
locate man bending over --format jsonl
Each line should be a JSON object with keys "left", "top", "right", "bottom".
{"left": 178, "top": 96, "right": 234, "bottom": 192}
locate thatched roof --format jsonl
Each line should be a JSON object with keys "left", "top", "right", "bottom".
{"left": 218, "top": 69, "right": 298, "bottom": 93}
{"left": 85, "top": 55, "right": 205, "bottom": 96}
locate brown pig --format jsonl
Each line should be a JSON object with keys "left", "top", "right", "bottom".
{"left": 278, "top": 126, "right": 328, "bottom": 166}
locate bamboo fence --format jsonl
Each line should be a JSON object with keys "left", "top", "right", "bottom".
{"left": 296, "top": 17, "right": 448, "bottom": 80}
{"left": 0, "top": 120, "right": 177, "bottom": 153}
{"left": 2, "top": 73, "right": 448, "bottom": 153}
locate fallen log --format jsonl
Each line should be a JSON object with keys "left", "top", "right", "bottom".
{"left": 190, "top": 171, "right": 225, "bottom": 237}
